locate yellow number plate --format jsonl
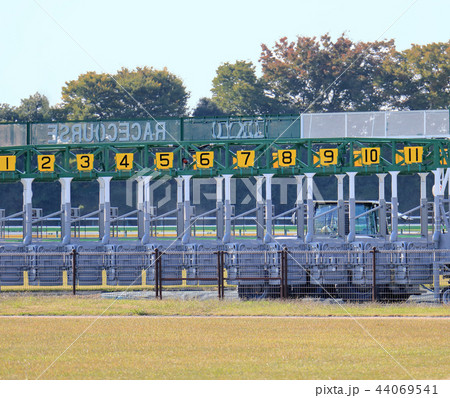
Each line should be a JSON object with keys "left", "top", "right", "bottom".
{"left": 361, "top": 148, "right": 380, "bottom": 165}
{"left": 155, "top": 152, "right": 174, "bottom": 170}
{"left": 403, "top": 146, "right": 423, "bottom": 164}
{"left": 396, "top": 147, "right": 424, "bottom": 165}
{"left": 316, "top": 148, "right": 338, "bottom": 166}
{"left": 276, "top": 149, "right": 296, "bottom": 167}
{"left": 441, "top": 149, "right": 448, "bottom": 165}
{"left": 195, "top": 151, "right": 214, "bottom": 169}
{"left": 38, "top": 155, "right": 55, "bottom": 172}
{"left": 76, "top": 154, "right": 94, "bottom": 171}
{"left": 0, "top": 155, "right": 16, "bottom": 171}
{"left": 236, "top": 151, "right": 255, "bottom": 168}
{"left": 116, "top": 153, "right": 134, "bottom": 170}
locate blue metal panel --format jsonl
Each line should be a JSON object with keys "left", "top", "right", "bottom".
{"left": 28, "top": 246, "right": 64, "bottom": 286}
{"left": 0, "top": 246, "right": 25, "bottom": 286}
{"left": 68, "top": 246, "right": 104, "bottom": 286}
{"left": 237, "top": 251, "right": 266, "bottom": 286}
{"left": 109, "top": 245, "right": 144, "bottom": 286}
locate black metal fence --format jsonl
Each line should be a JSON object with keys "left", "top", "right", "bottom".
{"left": 0, "top": 247, "right": 448, "bottom": 303}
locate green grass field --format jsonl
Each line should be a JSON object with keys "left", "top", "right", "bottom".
{"left": 0, "top": 295, "right": 448, "bottom": 379}
{"left": 0, "top": 317, "right": 448, "bottom": 379}
{"left": 1, "top": 294, "right": 450, "bottom": 317}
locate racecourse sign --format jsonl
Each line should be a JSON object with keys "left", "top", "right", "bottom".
{"left": 2, "top": 110, "right": 444, "bottom": 147}
{"left": 30, "top": 118, "right": 278, "bottom": 145}
{"left": 32, "top": 120, "right": 179, "bottom": 145}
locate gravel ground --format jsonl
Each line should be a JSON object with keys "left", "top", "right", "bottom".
{"left": 101, "top": 289, "right": 240, "bottom": 300}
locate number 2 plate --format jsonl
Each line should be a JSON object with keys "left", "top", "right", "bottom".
{"left": 38, "top": 155, "right": 55, "bottom": 172}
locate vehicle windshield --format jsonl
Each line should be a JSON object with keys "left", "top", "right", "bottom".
{"left": 314, "top": 203, "right": 378, "bottom": 237}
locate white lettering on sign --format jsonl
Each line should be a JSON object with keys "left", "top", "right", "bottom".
{"left": 44, "top": 121, "right": 168, "bottom": 144}
{"left": 212, "top": 121, "right": 265, "bottom": 140}
{"left": 131, "top": 122, "right": 141, "bottom": 140}
{"left": 42, "top": 120, "right": 271, "bottom": 144}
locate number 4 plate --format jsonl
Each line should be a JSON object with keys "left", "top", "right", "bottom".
{"left": 116, "top": 153, "right": 134, "bottom": 170}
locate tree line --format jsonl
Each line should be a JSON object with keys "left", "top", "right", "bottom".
{"left": 1, "top": 34, "right": 448, "bottom": 123}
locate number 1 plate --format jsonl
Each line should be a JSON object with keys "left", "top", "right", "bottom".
{"left": 0, "top": 155, "right": 16, "bottom": 171}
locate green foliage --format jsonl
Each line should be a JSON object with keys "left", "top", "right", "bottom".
{"left": 383, "top": 41, "right": 450, "bottom": 110}
{"left": 192, "top": 97, "right": 226, "bottom": 117}
{"left": 0, "top": 93, "right": 54, "bottom": 123}
{"left": 260, "top": 34, "right": 397, "bottom": 113}
{"left": 61, "top": 67, "right": 189, "bottom": 120}
{"left": 0, "top": 103, "right": 19, "bottom": 122}
{"left": 211, "top": 61, "right": 273, "bottom": 115}
{"left": 16, "top": 92, "right": 51, "bottom": 122}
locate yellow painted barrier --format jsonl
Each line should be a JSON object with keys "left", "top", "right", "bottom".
{"left": 182, "top": 268, "right": 187, "bottom": 287}
{"left": 141, "top": 269, "right": 147, "bottom": 287}
{"left": 23, "top": 270, "right": 29, "bottom": 289}
{"left": 62, "top": 270, "right": 68, "bottom": 288}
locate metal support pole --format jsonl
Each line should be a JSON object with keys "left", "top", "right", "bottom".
{"left": 255, "top": 176, "right": 264, "bottom": 241}
{"left": 371, "top": 247, "right": 377, "bottom": 302}
{"left": 347, "top": 172, "right": 357, "bottom": 243}
{"left": 377, "top": 174, "right": 387, "bottom": 238}
{"left": 158, "top": 250, "right": 163, "bottom": 299}
{"left": 98, "top": 178, "right": 105, "bottom": 240}
{"left": 335, "top": 174, "right": 346, "bottom": 239}
{"left": 21, "top": 178, "right": 34, "bottom": 245}
{"left": 137, "top": 177, "right": 144, "bottom": 240}
{"left": 217, "top": 250, "right": 221, "bottom": 299}
{"left": 305, "top": 173, "right": 315, "bottom": 243}
{"left": 223, "top": 174, "right": 233, "bottom": 244}
{"left": 221, "top": 250, "right": 225, "bottom": 299}
{"left": 98, "top": 176, "right": 113, "bottom": 244}
{"left": 175, "top": 177, "right": 184, "bottom": 240}
{"left": 418, "top": 173, "right": 429, "bottom": 240}
{"left": 215, "top": 177, "right": 224, "bottom": 241}
{"left": 155, "top": 248, "right": 161, "bottom": 299}
{"left": 60, "top": 177, "right": 73, "bottom": 245}
{"left": 279, "top": 250, "right": 284, "bottom": 299}
{"left": 294, "top": 175, "right": 304, "bottom": 241}
{"left": 389, "top": 171, "right": 400, "bottom": 243}
{"left": 141, "top": 176, "right": 152, "bottom": 245}
{"left": 217, "top": 250, "right": 224, "bottom": 300}
{"left": 72, "top": 247, "right": 77, "bottom": 295}
{"left": 433, "top": 262, "right": 440, "bottom": 302}
{"left": 264, "top": 173, "right": 274, "bottom": 244}
{"left": 432, "top": 169, "right": 443, "bottom": 244}
{"left": 281, "top": 248, "right": 288, "bottom": 299}
{"left": 181, "top": 175, "right": 192, "bottom": 244}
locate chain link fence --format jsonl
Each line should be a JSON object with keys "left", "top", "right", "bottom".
{"left": 0, "top": 247, "right": 449, "bottom": 303}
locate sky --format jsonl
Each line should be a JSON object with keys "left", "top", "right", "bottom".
{"left": 0, "top": 0, "right": 449, "bottom": 112}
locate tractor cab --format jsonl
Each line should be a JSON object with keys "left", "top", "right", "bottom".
{"left": 314, "top": 201, "right": 380, "bottom": 238}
